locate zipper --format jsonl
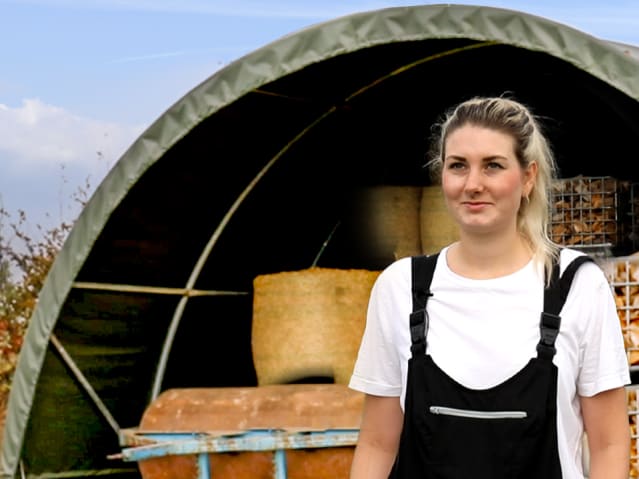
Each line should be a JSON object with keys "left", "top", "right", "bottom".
{"left": 429, "top": 406, "right": 527, "bottom": 419}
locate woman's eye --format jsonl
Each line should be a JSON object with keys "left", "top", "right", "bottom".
{"left": 447, "top": 161, "right": 465, "bottom": 170}
{"left": 486, "top": 162, "right": 504, "bottom": 170}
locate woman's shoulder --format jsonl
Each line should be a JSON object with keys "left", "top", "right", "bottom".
{"left": 559, "top": 247, "right": 596, "bottom": 265}
{"left": 379, "top": 249, "right": 446, "bottom": 280}
{"left": 558, "top": 247, "right": 608, "bottom": 287}
{"left": 559, "top": 247, "right": 588, "bottom": 263}
{"left": 376, "top": 255, "right": 412, "bottom": 285}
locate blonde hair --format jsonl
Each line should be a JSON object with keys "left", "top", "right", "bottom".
{"left": 426, "top": 96, "right": 559, "bottom": 281}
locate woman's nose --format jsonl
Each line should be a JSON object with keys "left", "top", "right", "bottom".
{"left": 464, "top": 167, "right": 484, "bottom": 192}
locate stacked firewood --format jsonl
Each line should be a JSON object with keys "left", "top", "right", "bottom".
{"left": 550, "top": 176, "right": 623, "bottom": 247}
{"left": 601, "top": 256, "right": 639, "bottom": 477}
{"left": 627, "top": 386, "right": 639, "bottom": 477}
{"left": 605, "top": 257, "right": 639, "bottom": 365}
{"left": 552, "top": 177, "right": 639, "bottom": 475}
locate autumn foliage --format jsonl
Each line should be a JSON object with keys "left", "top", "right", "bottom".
{"left": 0, "top": 208, "right": 71, "bottom": 429}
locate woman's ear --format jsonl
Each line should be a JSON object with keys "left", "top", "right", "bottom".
{"left": 523, "top": 161, "right": 538, "bottom": 196}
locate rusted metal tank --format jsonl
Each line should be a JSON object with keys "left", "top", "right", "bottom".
{"left": 120, "top": 384, "right": 364, "bottom": 479}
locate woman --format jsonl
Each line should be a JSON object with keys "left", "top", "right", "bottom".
{"left": 348, "top": 97, "right": 630, "bottom": 478}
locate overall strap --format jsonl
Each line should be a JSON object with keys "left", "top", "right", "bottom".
{"left": 537, "top": 254, "right": 595, "bottom": 360}
{"left": 410, "top": 253, "right": 438, "bottom": 357}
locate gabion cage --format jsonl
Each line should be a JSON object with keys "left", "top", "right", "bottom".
{"left": 550, "top": 176, "right": 623, "bottom": 248}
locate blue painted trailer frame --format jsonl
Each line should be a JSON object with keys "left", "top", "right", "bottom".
{"left": 116, "top": 428, "right": 360, "bottom": 479}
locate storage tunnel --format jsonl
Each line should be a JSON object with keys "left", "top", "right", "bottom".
{"left": 3, "top": 4, "right": 639, "bottom": 478}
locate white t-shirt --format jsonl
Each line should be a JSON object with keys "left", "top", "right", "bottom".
{"left": 349, "top": 246, "right": 630, "bottom": 479}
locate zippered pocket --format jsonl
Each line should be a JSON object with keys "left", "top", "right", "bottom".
{"left": 429, "top": 405, "right": 527, "bottom": 419}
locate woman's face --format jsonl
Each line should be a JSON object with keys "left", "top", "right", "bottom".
{"left": 441, "top": 124, "right": 536, "bottom": 237}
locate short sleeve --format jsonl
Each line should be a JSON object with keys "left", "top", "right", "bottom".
{"left": 573, "top": 261, "right": 630, "bottom": 397}
{"left": 348, "top": 258, "right": 411, "bottom": 397}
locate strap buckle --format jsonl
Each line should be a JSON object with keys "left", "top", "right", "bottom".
{"left": 410, "top": 309, "right": 429, "bottom": 355}
{"left": 537, "top": 311, "right": 561, "bottom": 359}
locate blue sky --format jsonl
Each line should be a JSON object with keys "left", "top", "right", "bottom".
{"left": 1, "top": 0, "right": 639, "bottom": 236}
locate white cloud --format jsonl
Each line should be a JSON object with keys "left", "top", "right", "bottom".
{"left": 0, "top": 99, "right": 146, "bottom": 232}
{"left": 0, "top": 98, "right": 144, "bottom": 172}
{"left": 108, "top": 50, "right": 188, "bottom": 64}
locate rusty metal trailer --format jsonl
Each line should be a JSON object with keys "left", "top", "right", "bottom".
{"left": 116, "top": 428, "right": 359, "bottom": 479}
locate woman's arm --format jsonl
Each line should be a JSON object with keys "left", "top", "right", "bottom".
{"left": 350, "top": 394, "right": 404, "bottom": 479}
{"left": 581, "top": 387, "right": 630, "bottom": 479}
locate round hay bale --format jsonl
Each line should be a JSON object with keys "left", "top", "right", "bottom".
{"left": 252, "top": 268, "right": 380, "bottom": 385}
{"left": 358, "top": 186, "right": 423, "bottom": 262}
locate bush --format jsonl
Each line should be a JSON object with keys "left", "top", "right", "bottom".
{"left": 0, "top": 209, "right": 71, "bottom": 410}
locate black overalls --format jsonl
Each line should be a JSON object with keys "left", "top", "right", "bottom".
{"left": 389, "top": 252, "right": 593, "bottom": 479}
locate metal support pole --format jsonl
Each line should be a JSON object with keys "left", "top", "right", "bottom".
{"left": 273, "top": 449, "right": 287, "bottom": 479}
{"left": 197, "top": 452, "right": 211, "bottom": 479}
